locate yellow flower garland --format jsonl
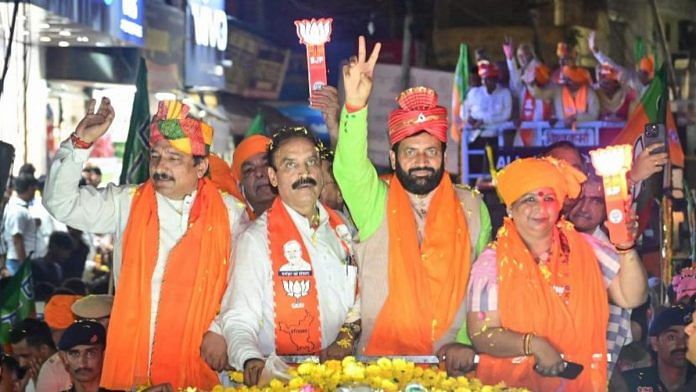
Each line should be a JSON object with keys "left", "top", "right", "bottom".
{"left": 206, "top": 356, "right": 529, "bottom": 392}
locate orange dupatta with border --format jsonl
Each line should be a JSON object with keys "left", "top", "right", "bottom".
{"left": 100, "top": 179, "right": 231, "bottom": 390}
{"left": 267, "top": 197, "right": 354, "bottom": 354}
{"left": 365, "top": 174, "right": 471, "bottom": 355}
{"left": 476, "top": 218, "right": 608, "bottom": 391}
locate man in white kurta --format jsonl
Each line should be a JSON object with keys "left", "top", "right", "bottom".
{"left": 219, "top": 127, "right": 359, "bottom": 386}
{"left": 42, "top": 98, "right": 246, "bottom": 388}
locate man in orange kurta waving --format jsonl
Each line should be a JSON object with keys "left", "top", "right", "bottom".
{"left": 43, "top": 98, "right": 247, "bottom": 389}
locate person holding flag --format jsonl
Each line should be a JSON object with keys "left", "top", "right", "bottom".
{"left": 42, "top": 98, "right": 247, "bottom": 389}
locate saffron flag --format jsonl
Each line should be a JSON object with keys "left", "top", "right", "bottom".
{"left": 120, "top": 57, "right": 151, "bottom": 185}
{"left": 611, "top": 64, "right": 685, "bottom": 235}
{"left": 451, "top": 43, "right": 469, "bottom": 142}
{"left": 611, "top": 65, "right": 684, "bottom": 167}
{"left": 0, "top": 260, "right": 34, "bottom": 344}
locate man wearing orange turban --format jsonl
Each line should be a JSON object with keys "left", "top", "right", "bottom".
{"left": 596, "top": 63, "right": 638, "bottom": 121}
{"left": 334, "top": 36, "right": 491, "bottom": 377}
{"left": 550, "top": 65, "right": 599, "bottom": 127}
{"left": 588, "top": 30, "right": 654, "bottom": 97}
{"left": 229, "top": 135, "right": 274, "bottom": 220}
{"left": 43, "top": 98, "right": 247, "bottom": 389}
{"left": 468, "top": 156, "right": 648, "bottom": 391}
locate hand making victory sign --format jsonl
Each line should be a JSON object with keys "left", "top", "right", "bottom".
{"left": 342, "top": 36, "right": 381, "bottom": 110}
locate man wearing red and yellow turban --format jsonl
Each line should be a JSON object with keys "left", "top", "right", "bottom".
{"left": 333, "top": 36, "right": 491, "bottom": 377}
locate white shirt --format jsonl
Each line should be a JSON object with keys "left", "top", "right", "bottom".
{"left": 29, "top": 195, "right": 67, "bottom": 259}
{"left": 461, "top": 85, "right": 513, "bottom": 125}
{"left": 220, "top": 202, "right": 359, "bottom": 370}
{"left": 2, "top": 195, "right": 39, "bottom": 260}
{"left": 43, "top": 139, "right": 247, "bottom": 360}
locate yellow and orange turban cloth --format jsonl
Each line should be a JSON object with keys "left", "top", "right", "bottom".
{"left": 150, "top": 101, "right": 213, "bottom": 156}
{"left": 387, "top": 87, "right": 448, "bottom": 145}
{"left": 496, "top": 157, "right": 587, "bottom": 207}
{"left": 44, "top": 294, "right": 82, "bottom": 330}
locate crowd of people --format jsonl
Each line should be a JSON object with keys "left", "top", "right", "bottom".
{"left": 459, "top": 32, "right": 652, "bottom": 146}
{"left": 0, "top": 34, "right": 692, "bottom": 392}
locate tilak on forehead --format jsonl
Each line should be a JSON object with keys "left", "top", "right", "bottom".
{"left": 149, "top": 100, "right": 213, "bottom": 156}
{"left": 496, "top": 157, "right": 587, "bottom": 207}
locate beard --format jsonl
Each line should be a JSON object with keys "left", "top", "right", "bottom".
{"left": 394, "top": 160, "right": 444, "bottom": 195}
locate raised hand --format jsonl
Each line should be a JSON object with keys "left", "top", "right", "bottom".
{"left": 310, "top": 86, "right": 340, "bottom": 145}
{"left": 342, "top": 36, "right": 381, "bottom": 109}
{"left": 588, "top": 31, "right": 597, "bottom": 53}
{"left": 503, "top": 36, "right": 514, "bottom": 60}
{"left": 75, "top": 97, "right": 116, "bottom": 143}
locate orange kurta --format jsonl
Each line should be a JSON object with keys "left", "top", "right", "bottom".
{"left": 100, "top": 179, "right": 231, "bottom": 390}
{"left": 366, "top": 174, "right": 471, "bottom": 354}
{"left": 476, "top": 219, "right": 608, "bottom": 391}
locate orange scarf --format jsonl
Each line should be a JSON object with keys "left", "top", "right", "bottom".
{"left": 562, "top": 85, "right": 588, "bottom": 118}
{"left": 100, "top": 179, "right": 231, "bottom": 390}
{"left": 267, "top": 197, "right": 352, "bottom": 354}
{"left": 476, "top": 219, "right": 608, "bottom": 391}
{"left": 365, "top": 175, "right": 471, "bottom": 355}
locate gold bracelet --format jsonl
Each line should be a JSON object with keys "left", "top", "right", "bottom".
{"left": 523, "top": 333, "right": 534, "bottom": 356}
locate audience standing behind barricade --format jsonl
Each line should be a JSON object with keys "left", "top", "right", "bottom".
{"left": 589, "top": 31, "right": 655, "bottom": 98}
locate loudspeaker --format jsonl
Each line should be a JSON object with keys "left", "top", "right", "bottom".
{"left": 0, "top": 141, "right": 15, "bottom": 198}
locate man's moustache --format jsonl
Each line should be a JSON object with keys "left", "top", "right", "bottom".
{"left": 408, "top": 167, "right": 435, "bottom": 176}
{"left": 292, "top": 177, "right": 317, "bottom": 189}
{"left": 153, "top": 172, "right": 174, "bottom": 181}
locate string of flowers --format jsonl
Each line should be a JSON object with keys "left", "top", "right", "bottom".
{"left": 207, "top": 356, "right": 528, "bottom": 392}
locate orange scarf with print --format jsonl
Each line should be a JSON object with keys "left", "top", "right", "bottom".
{"left": 366, "top": 174, "right": 471, "bottom": 355}
{"left": 562, "top": 85, "right": 588, "bottom": 118}
{"left": 101, "top": 179, "right": 231, "bottom": 390}
{"left": 476, "top": 219, "right": 608, "bottom": 392}
{"left": 267, "top": 197, "right": 352, "bottom": 354}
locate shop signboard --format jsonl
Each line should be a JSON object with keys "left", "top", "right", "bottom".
{"left": 225, "top": 23, "right": 290, "bottom": 100}
{"left": 144, "top": 1, "right": 184, "bottom": 92}
{"left": 184, "top": 0, "right": 227, "bottom": 89}
{"left": 37, "top": 0, "right": 144, "bottom": 46}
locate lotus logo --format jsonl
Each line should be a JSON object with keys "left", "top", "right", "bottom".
{"left": 295, "top": 18, "right": 333, "bottom": 46}
{"left": 283, "top": 280, "right": 310, "bottom": 308}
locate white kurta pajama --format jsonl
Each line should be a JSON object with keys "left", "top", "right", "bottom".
{"left": 219, "top": 201, "right": 359, "bottom": 370}
{"left": 42, "top": 139, "right": 247, "bottom": 361}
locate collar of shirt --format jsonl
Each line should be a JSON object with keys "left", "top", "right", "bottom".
{"left": 156, "top": 191, "right": 197, "bottom": 227}
{"left": 282, "top": 200, "right": 328, "bottom": 235}
{"left": 9, "top": 195, "right": 29, "bottom": 208}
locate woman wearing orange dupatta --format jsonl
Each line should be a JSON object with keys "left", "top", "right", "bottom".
{"left": 466, "top": 157, "right": 644, "bottom": 391}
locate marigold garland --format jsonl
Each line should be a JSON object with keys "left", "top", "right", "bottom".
{"left": 202, "top": 356, "right": 529, "bottom": 392}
